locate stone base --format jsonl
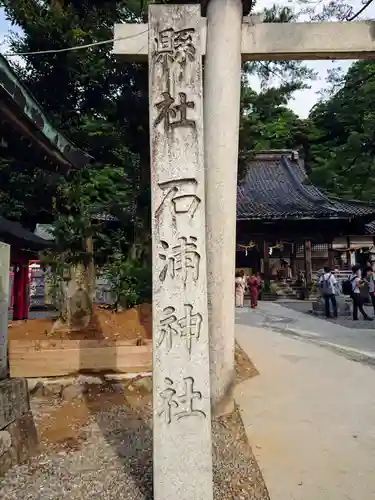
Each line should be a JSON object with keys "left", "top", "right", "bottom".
{"left": 0, "top": 411, "right": 38, "bottom": 476}
{"left": 311, "top": 297, "right": 351, "bottom": 317}
{"left": 0, "top": 378, "right": 38, "bottom": 476}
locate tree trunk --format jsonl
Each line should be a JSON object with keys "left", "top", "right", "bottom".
{"left": 85, "top": 236, "right": 96, "bottom": 300}
{"left": 52, "top": 263, "right": 93, "bottom": 333}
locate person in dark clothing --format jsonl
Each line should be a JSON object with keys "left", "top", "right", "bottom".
{"left": 350, "top": 265, "right": 372, "bottom": 321}
{"left": 367, "top": 267, "right": 375, "bottom": 315}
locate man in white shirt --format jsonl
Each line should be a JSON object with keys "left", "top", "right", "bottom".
{"left": 319, "top": 266, "right": 338, "bottom": 318}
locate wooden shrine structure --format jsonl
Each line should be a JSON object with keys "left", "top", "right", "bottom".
{"left": 236, "top": 150, "right": 375, "bottom": 288}
{"left": 0, "top": 54, "right": 91, "bottom": 319}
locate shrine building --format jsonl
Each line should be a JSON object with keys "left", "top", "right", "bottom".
{"left": 0, "top": 54, "right": 91, "bottom": 319}
{"left": 236, "top": 150, "right": 375, "bottom": 294}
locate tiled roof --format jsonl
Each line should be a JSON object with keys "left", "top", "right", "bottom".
{"left": 237, "top": 153, "right": 375, "bottom": 221}
{"left": 0, "top": 54, "right": 92, "bottom": 170}
{"left": 365, "top": 221, "right": 375, "bottom": 234}
{"left": 0, "top": 217, "right": 53, "bottom": 249}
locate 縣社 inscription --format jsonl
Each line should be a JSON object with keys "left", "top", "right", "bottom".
{"left": 154, "top": 92, "right": 196, "bottom": 131}
{"left": 154, "top": 28, "right": 196, "bottom": 66}
{"left": 149, "top": 4, "right": 213, "bottom": 500}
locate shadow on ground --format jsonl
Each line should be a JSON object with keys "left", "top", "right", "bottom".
{"left": 1, "top": 329, "right": 269, "bottom": 499}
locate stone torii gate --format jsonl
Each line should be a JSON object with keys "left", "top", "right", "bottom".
{"left": 114, "top": 0, "right": 375, "bottom": 410}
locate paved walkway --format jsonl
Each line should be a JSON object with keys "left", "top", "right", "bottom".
{"left": 235, "top": 314, "right": 375, "bottom": 500}
{"left": 236, "top": 302, "right": 375, "bottom": 366}
{"left": 282, "top": 299, "right": 375, "bottom": 330}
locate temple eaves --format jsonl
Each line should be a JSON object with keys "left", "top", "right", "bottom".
{"left": 0, "top": 54, "right": 92, "bottom": 171}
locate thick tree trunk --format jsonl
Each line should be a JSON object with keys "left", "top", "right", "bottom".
{"left": 52, "top": 263, "right": 93, "bottom": 333}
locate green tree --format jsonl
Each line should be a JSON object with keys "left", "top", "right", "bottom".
{"left": 1, "top": 0, "right": 149, "bottom": 250}
{"left": 0, "top": 0, "right": 151, "bottom": 321}
{"left": 239, "top": 4, "right": 316, "bottom": 177}
{"left": 239, "top": 83, "right": 311, "bottom": 178}
{"left": 0, "top": 0, "right": 317, "bottom": 308}
{"left": 308, "top": 61, "right": 375, "bottom": 200}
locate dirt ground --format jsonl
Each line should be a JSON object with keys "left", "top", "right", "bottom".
{"left": 2, "top": 344, "right": 268, "bottom": 499}
{"left": 31, "top": 381, "right": 151, "bottom": 453}
{"left": 235, "top": 340, "right": 259, "bottom": 383}
{"left": 8, "top": 303, "right": 152, "bottom": 341}
{"left": 30, "top": 342, "right": 259, "bottom": 454}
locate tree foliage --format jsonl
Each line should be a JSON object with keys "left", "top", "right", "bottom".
{"left": 239, "top": 83, "right": 311, "bottom": 179}
{"left": 308, "top": 61, "right": 375, "bottom": 201}
{"left": 0, "top": 0, "right": 321, "bottom": 297}
{"left": 246, "top": 5, "right": 317, "bottom": 90}
{"left": 0, "top": 0, "right": 150, "bottom": 268}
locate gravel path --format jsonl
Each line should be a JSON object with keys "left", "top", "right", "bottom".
{"left": 1, "top": 403, "right": 153, "bottom": 500}
{"left": 2, "top": 347, "right": 269, "bottom": 500}
{"left": 1, "top": 400, "right": 269, "bottom": 500}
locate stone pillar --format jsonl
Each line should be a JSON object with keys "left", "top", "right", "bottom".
{"left": 304, "top": 239, "right": 312, "bottom": 291}
{"left": 0, "top": 378, "right": 38, "bottom": 476}
{"left": 149, "top": 5, "right": 213, "bottom": 500}
{"left": 263, "top": 240, "right": 270, "bottom": 285}
{"left": 204, "top": 0, "right": 243, "bottom": 416}
{"left": 0, "top": 242, "right": 10, "bottom": 379}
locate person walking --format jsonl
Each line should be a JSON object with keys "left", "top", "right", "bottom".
{"left": 349, "top": 265, "right": 372, "bottom": 321}
{"left": 319, "top": 266, "right": 338, "bottom": 319}
{"left": 247, "top": 273, "right": 260, "bottom": 309}
{"left": 367, "top": 267, "right": 375, "bottom": 315}
{"left": 235, "top": 270, "right": 246, "bottom": 308}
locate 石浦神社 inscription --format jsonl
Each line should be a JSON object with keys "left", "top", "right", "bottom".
{"left": 155, "top": 178, "right": 201, "bottom": 220}
{"left": 158, "top": 236, "right": 200, "bottom": 283}
{"left": 149, "top": 4, "right": 213, "bottom": 500}
{"left": 157, "top": 304, "right": 202, "bottom": 355}
{"left": 0, "top": 242, "right": 10, "bottom": 379}
{"left": 158, "top": 376, "right": 206, "bottom": 424}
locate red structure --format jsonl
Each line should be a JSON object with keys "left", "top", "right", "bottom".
{"left": 0, "top": 216, "right": 51, "bottom": 320}
{"left": 12, "top": 258, "right": 32, "bottom": 320}
{"left": 0, "top": 54, "right": 91, "bottom": 321}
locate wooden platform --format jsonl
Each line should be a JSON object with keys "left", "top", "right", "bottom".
{"left": 8, "top": 338, "right": 152, "bottom": 378}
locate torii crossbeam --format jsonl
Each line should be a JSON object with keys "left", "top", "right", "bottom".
{"left": 114, "top": 19, "right": 375, "bottom": 61}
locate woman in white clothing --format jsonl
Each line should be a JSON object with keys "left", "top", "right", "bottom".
{"left": 235, "top": 270, "right": 246, "bottom": 308}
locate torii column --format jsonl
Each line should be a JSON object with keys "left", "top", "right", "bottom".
{"left": 203, "top": 0, "right": 246, "bottom": 415}
{"left": 114, "top": 13, "right": 375, "bottom": 415}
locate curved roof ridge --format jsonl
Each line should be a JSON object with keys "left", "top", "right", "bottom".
{"left": 0, "top": 54, "right": 92, "bottom": 169}
{"left": 237, "top": 153, "right": 375, "bottom": 221}
{"left": 280, "top": 155, "right": 326, "bottom": 205}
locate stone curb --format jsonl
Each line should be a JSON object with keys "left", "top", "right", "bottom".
{"left": 27, "top": 372, "right": 152, "bottom": 395}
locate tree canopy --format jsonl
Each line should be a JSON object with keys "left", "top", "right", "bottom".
{"left": 3, "top": 0, "right": 370, "bottom": 280}
{"left": 0, "top": 0, "right": 149, "bottom": 266}
{"left": 308, "top": 61, "right": 375, "bottom": 201}
{"left": 0, "top": 1, "right": 315, "bottom": 248}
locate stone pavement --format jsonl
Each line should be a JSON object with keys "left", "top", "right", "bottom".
{"left": 283, "top": 299, "right": 375, "bottom": 330}
{"left": 235, "top": 320, "right": 375, "bottom": 500}
{"left": 236, "top": 302, "right": 375, "bottom": 366}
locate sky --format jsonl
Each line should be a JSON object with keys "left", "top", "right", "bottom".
{"left": 250, "top": 0, "right": 373, "bottom": 117}
{"left": 0, "top": 1, "right": 373, "bottom": 118}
